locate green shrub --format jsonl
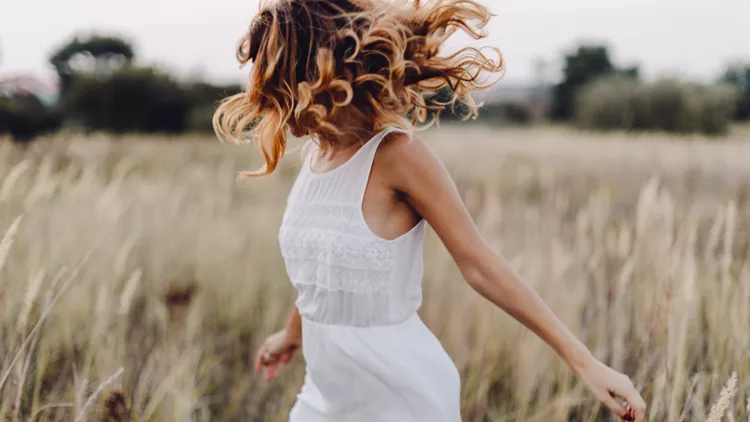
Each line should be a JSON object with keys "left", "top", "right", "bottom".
{"left": 481, "top": 102, "right": 534, "bottom": 125}
{"left": 0, "top": 95, "right": 62, "bottom": 143}
{"left": 575, "top": 77, "right": 636, "bottom": 130}
{"left": 720, "top": 63, "right": 750, "bottom": 120}
{"left": 63, "top": 67, "right": 190, "bottom": 133}
{"left": 187, "top": 103, "right": 219, "bottom": 133}
{"left": 577, "top": 77, "right": 736, "bottom": 135}
{"left": 184, "top": 82, "right": 242, "bottom": 132}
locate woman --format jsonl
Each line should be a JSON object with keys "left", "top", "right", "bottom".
{"left": 214, "top": 0, "right": 647, "bottom": 421}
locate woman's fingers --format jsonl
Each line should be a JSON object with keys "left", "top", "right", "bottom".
{"left": 602, "top": 392, "right": 629, "bottom": 419}
{"left": 255, "top": 345, "right": 275, "bottom": 372}
{"left": 256, "top": 345, "right": 295, "bottom": 381}
{"left": 264, "top": 361, "right": 278, "bottom": 381}
{"left": 631, "top": 403, "right": 645, "bottom": 422}
{"left": 254, "top": 348, "right": 265, "bottom": 373}
{"left": 263, "top": 363, "right": 274, "bottom": 381}
{"left": 259, "top": 354, "right": 286, "bottom": 381}
{"left": 615, "top": 386, "right": 646, "bottom": 422}
{"left": 614, "top": 379, "right": 646, "bottom": 422}
{"left": 265, "top": 361, "right": 284, "bottom": 381}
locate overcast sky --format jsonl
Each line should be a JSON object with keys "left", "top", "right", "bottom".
{"left": 1, "top": 0, "right": 748, "bottom": 85}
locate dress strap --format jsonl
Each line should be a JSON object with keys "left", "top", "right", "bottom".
{"left": 353, "top": 126, "right": 411, "bottom": 204}
{"left": 300, "top": 139, "right": 316, "bottom": 166}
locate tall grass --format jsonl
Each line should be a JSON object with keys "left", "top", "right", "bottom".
{"left": 0, "top": 126, "right": 749, "bottom": 421}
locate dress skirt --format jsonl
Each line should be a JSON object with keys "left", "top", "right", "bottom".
{"left": 289, "top": 314, "right": 461, "bottom": 422}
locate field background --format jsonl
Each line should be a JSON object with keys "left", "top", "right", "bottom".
{"left": 1, "top": 125, "right": 749, "bottom": 421}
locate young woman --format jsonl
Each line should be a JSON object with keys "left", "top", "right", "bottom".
{"left": 214, "top": 0, "right": 646, "bottom": 421}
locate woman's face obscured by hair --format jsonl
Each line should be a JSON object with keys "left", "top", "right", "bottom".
{"left": 213, "top": 0, "right": 503, "bottom": 176}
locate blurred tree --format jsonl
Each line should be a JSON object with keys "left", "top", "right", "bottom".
{"left": 551, "top": 44, "right": 639, "bottom": 121}
{"left": 576, "top": 76, "right": 735, "bottom": 136}
{"left": 0, "top": 94, "right": 62, "bottom": 143}
{"left": 49, "top": 35, "right": 135, "bottom": 94}
{"left": 551, "top": 45, "right": 615, "bottom": 120}
{"left": 1, "top": 38, "right": 62, "bottom": 142}
{"left": 65, "top": 67, "right": 190, "bottom": 133}
{"left": 619, "top": 65, "right": 640, "bottom": 80}
{"left": 480, "top": 102, "right": 533, "bottom": 125}
{"left": 48, "top": 33, "right": 246, "bottom": 135}
{"left": 720, "top": 63, "right": 750, "bottom": 120}
{"left": 184, "top": 82, "right": 242, "bottom": 132}
{"left": 185, "top": 82, "right": 242, "bottom": 106}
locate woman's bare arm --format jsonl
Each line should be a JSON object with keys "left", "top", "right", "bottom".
{"left": 284, "top": 305, "right": 303, "bottom": 343}
{"left": 377, "top": 134, "right": 646, "bottom": 422}
{"left": 255, "top": 306, "right": 302, "bottom": 381}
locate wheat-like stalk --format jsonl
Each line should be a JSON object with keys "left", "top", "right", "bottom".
{"left": 0, "top": 215, "right": 22, "bottom": 282}
{"left": 113, "top": 237, "right": 137, "bottom": 279}
{"left": 29, "top": 403, "right": 75, "bottom": 420}
{"left": 13, "top": 332, "right": 41, "bottom": 420}
{"left": 0, "top": 228, "right": 111, "bottom": 392}
{"left": 119, "top": 268, "right": 142, "bottom": 315}
{"left": 17, "top": 270, "right": 45, "bottom": 335}
{"left": 707, "top": 372, "right": 738, "bottom": 422}
{"left": 23, "top": 156, "right": 56, "bottom": 210}
{"left": 75, "top": 378, "right": 89, "bottom": 416}
{"left": 74, "top": 367, "right": 124, "bottom": 422}
{"left": 0, "top": 160, "right": 30, "bottom": 203}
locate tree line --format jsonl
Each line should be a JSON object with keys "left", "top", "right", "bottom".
{"left": 1, "top": 35, "right": 240, "bottom": 143}
{"left": 549, "top": 45, "right": 746, "bottom": 135}
{"left": 1, "top": 34, "right": 748, "bottom": 143}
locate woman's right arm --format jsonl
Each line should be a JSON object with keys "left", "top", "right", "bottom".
{"left": 284, "top": 305, "right": 303, "bottom": 344}
{"left": 255, "top": 306, "right": 302, "bottom": 381}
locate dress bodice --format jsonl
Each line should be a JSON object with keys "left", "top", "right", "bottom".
{"left": 278, "top": 126, "right": 426, "bottom": 327}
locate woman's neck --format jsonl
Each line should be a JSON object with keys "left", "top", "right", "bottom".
{"left": 313, "top": 126, "right": 379, "bottom": 152}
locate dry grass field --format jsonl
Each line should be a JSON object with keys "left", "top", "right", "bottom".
{"left": 0, "top": 125, "right": 749, "bottom": 421}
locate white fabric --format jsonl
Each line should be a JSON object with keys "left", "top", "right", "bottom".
{"left": 278, "top": 127, "right": 461, "bottom": 421}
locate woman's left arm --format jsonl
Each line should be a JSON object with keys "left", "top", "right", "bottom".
{"left": 379, "top": 134, "right": 646, "bottom": 422}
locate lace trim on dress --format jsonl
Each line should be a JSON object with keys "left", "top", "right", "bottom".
{"left": 286, "top": 259, "right": 391, "bottom": 293}
{"left": 281, "top": 202, "right": 365, "bottom": 232}
{"left": 279, "top": 203, "right": 397, "bottom": 293}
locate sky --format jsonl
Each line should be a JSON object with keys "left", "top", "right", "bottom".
{"left": 1, "top": 0, "right": 748, "bottom": 86}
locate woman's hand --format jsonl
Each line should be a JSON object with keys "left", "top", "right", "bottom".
{"left": 576, "top": 358, "right": 647, "bottom": 421}
{"left": 254, "top": 329, "right": 301, "bottom": 382}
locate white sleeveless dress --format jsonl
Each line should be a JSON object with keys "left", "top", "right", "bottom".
{"left": 278, "top": 126, "right": 461, "bottom": 422}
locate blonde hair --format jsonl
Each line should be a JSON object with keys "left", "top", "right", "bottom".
{"left": 213, "top": 0, "right": 503, "bottom": 177}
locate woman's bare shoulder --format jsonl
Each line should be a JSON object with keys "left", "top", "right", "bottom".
{"left": 376, "top": 130, "right": 447, "bottom": 191}
{"left": 378, "top": 131, "right": 431, "bottom": 165}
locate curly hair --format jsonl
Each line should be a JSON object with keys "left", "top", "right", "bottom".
{"left": 213, "top": 0, "right": 503, "bottom": 176}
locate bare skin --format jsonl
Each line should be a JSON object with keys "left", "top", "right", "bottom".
{"left": 256, "top": 127, "right": 646, "bottom": 422}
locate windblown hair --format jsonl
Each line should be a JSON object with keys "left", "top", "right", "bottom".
{"left": 213, "top": 0, "right": 503, "bottom": 176}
